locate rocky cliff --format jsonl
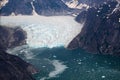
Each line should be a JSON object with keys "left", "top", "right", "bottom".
{"left": 0, "top": 0, "right": 71, "bottom": 16}
{"left": 0, "top": 26, "right": 26, "bottom": 50}
{"left": 0, "top": 25, "right": 36, "bottom": 80}
{"left": 63, "top": 0, "right": 116, "bottom": 7}
{"left": 68, "top": 1, "right": 120, "bottom": 55}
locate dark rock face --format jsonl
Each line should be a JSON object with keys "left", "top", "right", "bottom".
{"left": 0, "top": 0, "right": 33, "bottom": 15}
{"left": 63, "top": 0, "right": 116, "bottom": 7}
{"left": 0, "top": 50, "right": 35, "bottom": 80}
{"left": 68, "top": 1, "right": 120, "bottom": 55}
{"left": 0, "top": 0, "right": 70, "bottom": 16}
{"left": 0, "top": 25, "right": 36, "bottom": 80}
{"left": 0, "top": 26, "right": 26, "bottom": 50}
{"left": 33, "top": 0, "right": 70, "bottom": 15}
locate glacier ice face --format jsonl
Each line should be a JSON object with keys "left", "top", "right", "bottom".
{"left": 1, "top": 16, "right": 83, "bottom": 48}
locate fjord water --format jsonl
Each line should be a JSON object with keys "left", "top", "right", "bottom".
{"left": 2, "top": 16, "right": 120, "bottom": 80}
{"left": 8, "top": 46, "right": 120, "bottom": 80}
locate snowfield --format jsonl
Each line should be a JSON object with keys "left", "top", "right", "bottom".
{"left": 1, "top": 16, "right": 83, "bottom": 48}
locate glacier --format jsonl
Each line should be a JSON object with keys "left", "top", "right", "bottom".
{"left": 1, "top": 16, "right": 83, "bottom": 48}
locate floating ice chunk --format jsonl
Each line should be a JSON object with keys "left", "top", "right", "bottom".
{"left": 78, "top": 62, "right": 81, "bottom": 64}
{"left": 40, "top": 60, "right": 68, "bottom": 80}
{"left": 49, "top": 60, "right": 68, "bottom": 78}
{"left": 42, "top": 66, "right": 46, "bottom": 68}
{"left": 53, "top": 55, "right": 57, "bottom": 58}
{"left": 101, "top": 76, "right": 106, "bottom": 78}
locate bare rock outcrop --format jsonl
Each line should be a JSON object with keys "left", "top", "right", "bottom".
{"left": 0, "top": 25, "right": 37, "bottom": 80}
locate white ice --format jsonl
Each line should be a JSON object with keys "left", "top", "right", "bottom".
{"left": 1, "top": 16, "right": 83, "bottom": 48}
{"left": 49, "top": 60, "right": 68, "bottom": 78}
{"left": 40, "top": 60, "right": 68, "bottom": 80}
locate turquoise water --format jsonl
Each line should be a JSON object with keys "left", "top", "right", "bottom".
{"left": 16, "top": 47, "right": 120, "bottom": 80}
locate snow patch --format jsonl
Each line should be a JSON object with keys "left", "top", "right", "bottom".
{"left": 64, "top": 0, "right": 89, "bottom": 9}
{"left": 0, "top": 0, "right": 8, "bottom": 9}
{"left": 109, "top": 0, "right": 120, "bottom": 15}
{"left": 31, "top": 1, "right": 38, "bottom": 15}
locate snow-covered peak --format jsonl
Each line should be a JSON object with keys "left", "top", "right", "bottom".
{"left": 116, "top": 0, "right": 120, "bottom": 3}
{"left": 0, "top": 0, "right": 70, "bottom": 16}
{"left": 111, "top": 0, "right": 120, "bottom": 13}
{"left": 64, "top": 0, "right": 89, "bottom": 9}
{"left": 0, "top": 0, "right": 8, "bottom": 8}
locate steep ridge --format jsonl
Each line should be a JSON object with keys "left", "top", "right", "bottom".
{"left": 0, "top": 0, "right": 71, "bottom": 16}
{"left": 63, "top": 0, "right": 116, "bottom": 8}
{"left": 0, "top": 25, "right": 37, "bottom": 80}
{"left": 0, "top": 50, "right": 36, "bottom": 80}
{"left": 0, "top": 26, "right": 26, "bottom": 50}
{"left": 62, "top": 0, "right": 89, "bottom": 9}
{"left": 68, "top": 0, "right": 120, "bottom": 55}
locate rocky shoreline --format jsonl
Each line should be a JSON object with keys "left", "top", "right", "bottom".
{"left": 0, "top": 25, "right": 37, "bottom": 80}
{"left": 68, "top": 1, "right": 120, "bottom": 55}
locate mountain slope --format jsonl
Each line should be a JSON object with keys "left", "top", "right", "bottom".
{"left": 63, "top": 0, "right": 116, "bottom": 7}
{"left": 0, "top": 0, "right": 70, "bottom": 16}
{"left": 0, "top": 25, "right": 37, "bottom": 80}
{"left": 68, "top": 0, "right": 120, "bottom": 55}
